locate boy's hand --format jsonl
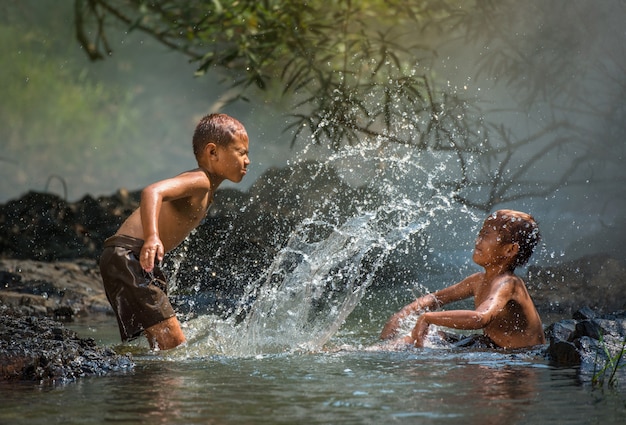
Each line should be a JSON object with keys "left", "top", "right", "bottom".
{"left": 380, "top": 300, "right": 426, "bottom": 340}
{"left": 411, "top": 315, "right": 429, "bottom": 348}
{"left": 140, "top": 236, "right": 164, "bottom": 272}
{"left": 380, "top": 314, "right": 402, "bottom": 340}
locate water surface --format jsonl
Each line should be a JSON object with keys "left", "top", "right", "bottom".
{"left": 1, "top": 317, "right": 624, "bottom": 425}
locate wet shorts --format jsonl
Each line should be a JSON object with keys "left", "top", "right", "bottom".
{"left": 440, "top": 331, "right": 500, "bottom": 349}
{"left": 99, "top": 234, "right": 176, "bottom": 341}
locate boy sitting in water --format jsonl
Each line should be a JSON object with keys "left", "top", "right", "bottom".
{"left": 100, "top": 113, "right": 250, "bottom": 350}
{"left": 380, "top": 209, "right": 546, "bottom": 349}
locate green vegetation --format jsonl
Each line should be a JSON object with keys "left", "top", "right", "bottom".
{"left": 73, "top": 0, "right": 625, "bottom": 211}
{"left": 592, "top": 332, "right": 626, "bottom": 389}
{"left": 2, "top": 1, "right": 624, "bottom": 210}
{"left": 0, "top": 23, "right": 142, "bottom": 199}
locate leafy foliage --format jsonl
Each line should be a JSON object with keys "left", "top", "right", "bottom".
{"left": 73, "top": 0, "right": 625, "bottom": 211}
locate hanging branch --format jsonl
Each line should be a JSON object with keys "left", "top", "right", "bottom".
{"left": 71, "top": 0, "right": 612, "bottom": 212}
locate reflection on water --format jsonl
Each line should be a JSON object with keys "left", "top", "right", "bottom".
{"left": 435, "top": 362, "right": 538, "bottom": 425}
{"left": 2, "top": 323, "right": 625, "bottom": 425}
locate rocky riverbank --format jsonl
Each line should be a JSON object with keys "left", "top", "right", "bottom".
{"left": 0, "top": 304, "right": 133, "bottom": 383}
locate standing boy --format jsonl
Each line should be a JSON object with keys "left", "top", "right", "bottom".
{"left": 380, "top": 209, "right": 546, "bottom": 349}
{"left": 100, "top": 113, "right": 250, "bottom": 350}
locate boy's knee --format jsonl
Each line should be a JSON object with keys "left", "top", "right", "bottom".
{"left": 146, "top": 317, "right": 186, "bottom": 350}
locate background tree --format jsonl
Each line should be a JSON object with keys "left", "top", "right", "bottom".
{"left": 74, "top": 0, "right": 624, "bottom": 213}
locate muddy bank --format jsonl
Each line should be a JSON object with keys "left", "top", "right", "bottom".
{"left": 0, "top": 257, "right": 133, "bottom": 384}
{"left": 0, "top": 258, "right": 109, "bottom": 319}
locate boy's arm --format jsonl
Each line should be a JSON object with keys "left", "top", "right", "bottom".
{"left": 139, "top": 171, "right": 210, "bottom": 272}
{"left": 380, "top": 294, "right": 437, "bottom": 340}
{"left": 411, "top": 277, "right": 515, "bottom": 347}
{"left": 380, "top": 274, "right": 480, "bottom": 340}
{"left": 139, "top": 183, "right": 166, "bottom": 273}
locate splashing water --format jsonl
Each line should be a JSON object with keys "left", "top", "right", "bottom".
{"left": 232, "top": 209, "right": 427, "bottom": 355}
{"left": 179, "top": 138, "right": 481, "bottom": 357}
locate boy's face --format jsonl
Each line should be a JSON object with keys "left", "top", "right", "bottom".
{"left": 472, "top": 224, "right": 513, "bottom": 268}
{"left": 211, "top": 133, "right": 250, "bottom": 183}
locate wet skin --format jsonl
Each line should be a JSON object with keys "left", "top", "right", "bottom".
{"left": 116, "top": 133, "right": 250, "bottom": 272}
{"left": 113, "top": 132, "right": 249, "bottom": 349}
{"left": 381, "top": 223, "right": 545, "bottom": 349}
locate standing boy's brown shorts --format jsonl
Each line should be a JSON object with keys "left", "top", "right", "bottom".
{"left": 99, "top": 234, "right": 176, "bottom": 341}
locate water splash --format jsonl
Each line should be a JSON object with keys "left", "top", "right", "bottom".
{"left": 229, "top": 209, "right": 427, "bottom": 355}
{"left": 180, "top": 137, "right": 481, "bottom": 357}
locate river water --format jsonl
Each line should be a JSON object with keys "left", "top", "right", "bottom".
{"left": 1, "top": 313, "right": 625, "bottom": 425}
{"left": 2, "top": 141, "right": 626, "bottom": 423}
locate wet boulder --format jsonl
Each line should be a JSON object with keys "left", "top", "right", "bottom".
{"left": 0, "top": 306, "right": 133, "bottom": 383}
{"left": 168, "top": 160, "right": 426, "bottom": 319}
{"left": 546, "top": 307, "right": 626, "bottom": 385}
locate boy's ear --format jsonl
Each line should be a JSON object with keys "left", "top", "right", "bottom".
{"left": 205, "top": 142, "right": 218, "bottom": 157}
{"left": 506, "top": 242, "right": 519, "bottom": 258}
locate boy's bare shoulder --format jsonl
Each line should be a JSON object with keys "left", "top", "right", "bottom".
{"left": 489, "top": 273, "right": 528, "bottom": 297}
{"left": 460, "top": 271, "right": 486, "bottom": 286}
{"left": 176, "top": 167, "right": 211, "bottom": 181}
{"left": 142, "top": 168, "right": 213, "bottom": 210}
{"left": 167, "top": 168, "right": 213, "bottom": 192}
{"left": 496, "top": 273, "right": 524, "bottom": 285}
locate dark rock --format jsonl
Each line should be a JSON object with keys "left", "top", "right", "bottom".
{"left": 54, "top": 306, "right": 74, "bottom": 322}
{"left": 167, "top": 160, "right": 426, "bottom": 319}
{"left": 573, "top": 320, "right": 604, "bottom": 341}
{"left": 526, "top": 254, "right": 626, "bottom": 315}
{"left": 0, "top": 305, "right": 133, "bottom": 383}
{"left": 544, "top": 319, "right": 577, "bottom": 342}
{"left": 572, "top": 306, "right": 598, "bottom": 320}
{"left": 546, "top": 307, "right": 626, "bottom": 386}
{"left": 0, "top": 189, "right": 139, "bottom": 261}
{"left": 548, "top": 340, "right": 581, "bottom": 366}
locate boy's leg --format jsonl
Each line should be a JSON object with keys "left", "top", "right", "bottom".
{"left": 145, "top": 316, "right": 186, "bottom": 350}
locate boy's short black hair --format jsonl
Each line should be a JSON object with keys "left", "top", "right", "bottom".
{"left": 192, "top": 113, "right": 247, "bottom": 158}
{"left": 485, "top": 209, "right": 541, "bottom": 268}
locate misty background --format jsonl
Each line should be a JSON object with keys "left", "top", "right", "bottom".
{"left": 1, "top": 1, "right": 625, "bottom": 266}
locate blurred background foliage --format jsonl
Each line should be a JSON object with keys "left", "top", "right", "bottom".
{"left": 0, "top": 24, "right": 140, "bottom": 194}
{"left": 0, "top": 0, "right": 221, "bottom": 201}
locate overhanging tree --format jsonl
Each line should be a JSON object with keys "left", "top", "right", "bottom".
{"left": 73, "top": 0, "right": 618, "bottom": 212}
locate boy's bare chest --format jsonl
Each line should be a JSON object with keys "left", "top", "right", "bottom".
{"left": 472, "top": 277, "right": 506, "bottom": 306}
{"left": 166, "top": 195, "right": 211, "bottom": 225}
